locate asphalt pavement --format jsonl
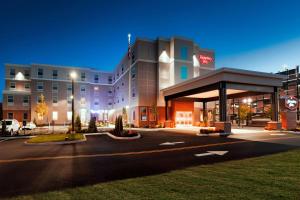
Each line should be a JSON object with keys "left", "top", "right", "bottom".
{"left": 0, "top": 130, "right": 299, "bottom": 198}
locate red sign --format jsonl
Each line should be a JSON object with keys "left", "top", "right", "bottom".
{"left": 285, "top": 96, "right": 298, "bottom": 111}
{"left": 199, "top": 55, "right": 213, "bottom": 65}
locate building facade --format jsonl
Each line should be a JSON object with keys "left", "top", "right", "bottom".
{"left": 2, "top": 37, "right": 215, "bottom": 127}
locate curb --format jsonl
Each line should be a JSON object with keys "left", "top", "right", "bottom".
{"left": 103, "top": 132, "right": 141, "bottom": 140}
{"left": 24, "top": 135, "right": 87, "bottom": 145}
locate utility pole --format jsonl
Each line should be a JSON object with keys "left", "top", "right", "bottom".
{"left": 296, "top": 65, "right": 299, "bottom": 120}
{"left": 128, "top": 33, "right": 132, "bottom": 129}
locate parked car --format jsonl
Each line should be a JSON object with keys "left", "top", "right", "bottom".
{"left": 22, "top": 122, "right": 37, "bottom": 130}
{"left": 0, "top": 119, "right": 21, "bottom": 136}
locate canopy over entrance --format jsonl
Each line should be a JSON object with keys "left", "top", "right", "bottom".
{"left": 161, "top": 68, "right": 285, "bottom": 131}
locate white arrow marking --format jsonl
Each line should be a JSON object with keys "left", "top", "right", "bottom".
{"left": 194, "top": 151, "right": 228, "bottom": 157}
{"left": 160, "top": 141, "right": 185, "bottom": 146}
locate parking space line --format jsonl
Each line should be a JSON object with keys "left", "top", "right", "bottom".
{"left": 0, "top": 136, "right": 298, "bottom": 164}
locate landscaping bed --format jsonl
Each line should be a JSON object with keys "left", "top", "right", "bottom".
{"left": 26, "top": 133, "right": 85, "bottom": 144}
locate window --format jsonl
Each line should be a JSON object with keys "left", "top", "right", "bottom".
{"left": 24, "top": 83, "right": 30, "bottom": 89}
{"left": 38, "top": 68, "right": 43, "bottom": 78}
{"left": 81, "top": 72, "right": 86, "bottom": 81}
{"left": 24, "top": 70, "right": 30, "bottom": 79}
{"left": 132, "top": 88, "right": 136, "bottom": 97}
{"left": 149, "top": 107, "right": 157, "bottom": 121}
{"left": 37, "top": 82, "right": 44, "bottom": 91}
{"left": 94, "top": 74, "right": 99, "bottom": 83}
{"left": 67, "top": 112, "right": 72, "bottom": 121}
{"left": 52, "top": 70, "right": 58, "bottom": 79}
{"left": 23, "top": 112, "right": 28, "bottom": 120}
{"left": 180, "top": 47, "right": 188, "bottom": 60}
{"left": 8, "top": 113, "right": 13, "bottom": 119}
{"left": 10, "top": 68, "right": 15, "bottom": 78}
{"left": 140, "top": 107, "right": 147, "bottom": 121}
{"left": 37, "top": 95, "right": 42, "bottom": 103}
{"left": 10, "top": 82, "right": 16, "bottom": 89}
{"left": 108, "top": 90, "right": 113, "bottom": 96}
{"left": 131, "top": 66, "right": 136, "bottom": 79}
{"left": 133, "top": 110, "right": 135, "bottom": 121}
{"left": 23, "top": 96, "right": 29, "bottom": 105}
{"left": 94, "top": 100, "right": 99, "bottom": 106}
{"left": 122, "top": 67, "right": 124, "bottom": 73}
{"left": 80, "top": 85, "right": 86, "bottom": 93}
{"left": 180, "top": 66, "right": 188, "bottom": 80}
{"left": 52, "top": 111, "right": 58, "bottom": 120}
{"left": 7, "top": 95, "right": 14, "bottom": 105}
{"left": 52, "top": 82, "right": 58, "bottom": 92}
{"left": 108, "top": 76, "right": 112, "bottom": 84}
{"left": 80, "top": 98, "right": 86, "bottom": 105}
{"left": 67, "top": 84, "right": 72, "bottom": 91}
{"left": 122, "top": 82, "right": 124, "bottom": 86}
{"left": 67, "top": 96, "right": 72, "bottom": 105}
{"left": 52, "top": 94, "right": 58, "bottom": 104}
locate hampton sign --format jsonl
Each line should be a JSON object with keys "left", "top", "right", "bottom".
{"left": 285, "top": 96, "right": 298, "bottom": 111}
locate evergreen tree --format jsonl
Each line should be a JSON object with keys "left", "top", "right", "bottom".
{"left": 88, "top": 117, "right": 97, "bottom": 133}
{"left": 75, "top": 115, "right": 82, "bottom": 132}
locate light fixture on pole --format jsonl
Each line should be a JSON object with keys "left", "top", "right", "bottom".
{"left": 70, "top": 71, "right": 77, "bottom": 133}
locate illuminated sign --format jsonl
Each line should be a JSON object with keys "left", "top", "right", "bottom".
{"left": 199, "top": 55, "right": 213, "bottom": 65}
{"left": 285, "top": 96, "right": 298, "bottom": 111}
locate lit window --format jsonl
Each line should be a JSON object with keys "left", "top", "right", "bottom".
{"left": 180, "top": 47, "right": 188, "bottom": 60}
{"left": 52, "top": 111, "right": 58, "bottom": 121}
{"left": 140, "top": 107, "right": 147, "bottom": 121}
{"left": 180, "top": 66, "right": 188, "bottom": 80}
{"left": 67, "top": 112, "right": 72, "bottom": 121}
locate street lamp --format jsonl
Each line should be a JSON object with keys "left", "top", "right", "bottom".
{"left": 70, "top": 71, "right": 77, "bottom": 133}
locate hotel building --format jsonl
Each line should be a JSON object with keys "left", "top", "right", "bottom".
{"left": 2, "top": 36, "right": 285, "bottom": 130}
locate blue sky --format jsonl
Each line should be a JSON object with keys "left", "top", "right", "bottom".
{"left": 1, "top": 0, "right": 300, "bottom": 101}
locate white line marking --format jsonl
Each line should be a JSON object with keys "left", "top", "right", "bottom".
{"left": 160, "top": 141, "right": 185, "bottom": 146}
{"left": 194, "top": 151, "right": 228, "bottom": 157}
{"left": 270, "top": 133, "right": 286, "bottom": 136}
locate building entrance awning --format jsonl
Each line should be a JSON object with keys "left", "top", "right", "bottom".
{"left": 161, "top": 68, "right": 285, "bottom": 101}
{"left": 161, "top": 67, "right": 286, "bottom": 124}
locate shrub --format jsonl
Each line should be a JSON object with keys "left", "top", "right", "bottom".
{"left": 88, "top": 117, "right": 98, "bottom": 133}
{"left": 200, "top": 127, "right": 224, "bottom": 134}
{"left": 1, "top": 120, "right": 6, "bottom": 135}
{"left": 75, "top": 115, "right": 82, "bottom": 133}
{"left": 114, "top": 115, "right": 124, "bottom": 136}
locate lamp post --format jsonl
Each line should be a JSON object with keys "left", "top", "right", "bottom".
{"left": 70, "top": 71, "right": 77, "bottom": 133}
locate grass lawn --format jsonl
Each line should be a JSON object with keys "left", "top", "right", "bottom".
{"left": 6, "top": 149, "right": 300, "bottom": 200}
{"left": 27, "top": 133, "right": 84, "bottom": 143}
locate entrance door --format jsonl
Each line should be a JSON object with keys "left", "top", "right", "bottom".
{"left": 175, "top": 111, "right": 192, "bottom": 127}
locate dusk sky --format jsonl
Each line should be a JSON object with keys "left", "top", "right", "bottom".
{"left": 1, "top": 0, "right": 300, "bottom": 101}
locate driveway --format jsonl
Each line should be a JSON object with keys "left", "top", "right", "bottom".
{"left": 0, "top": 130, "right": 299, "bottom": 198}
